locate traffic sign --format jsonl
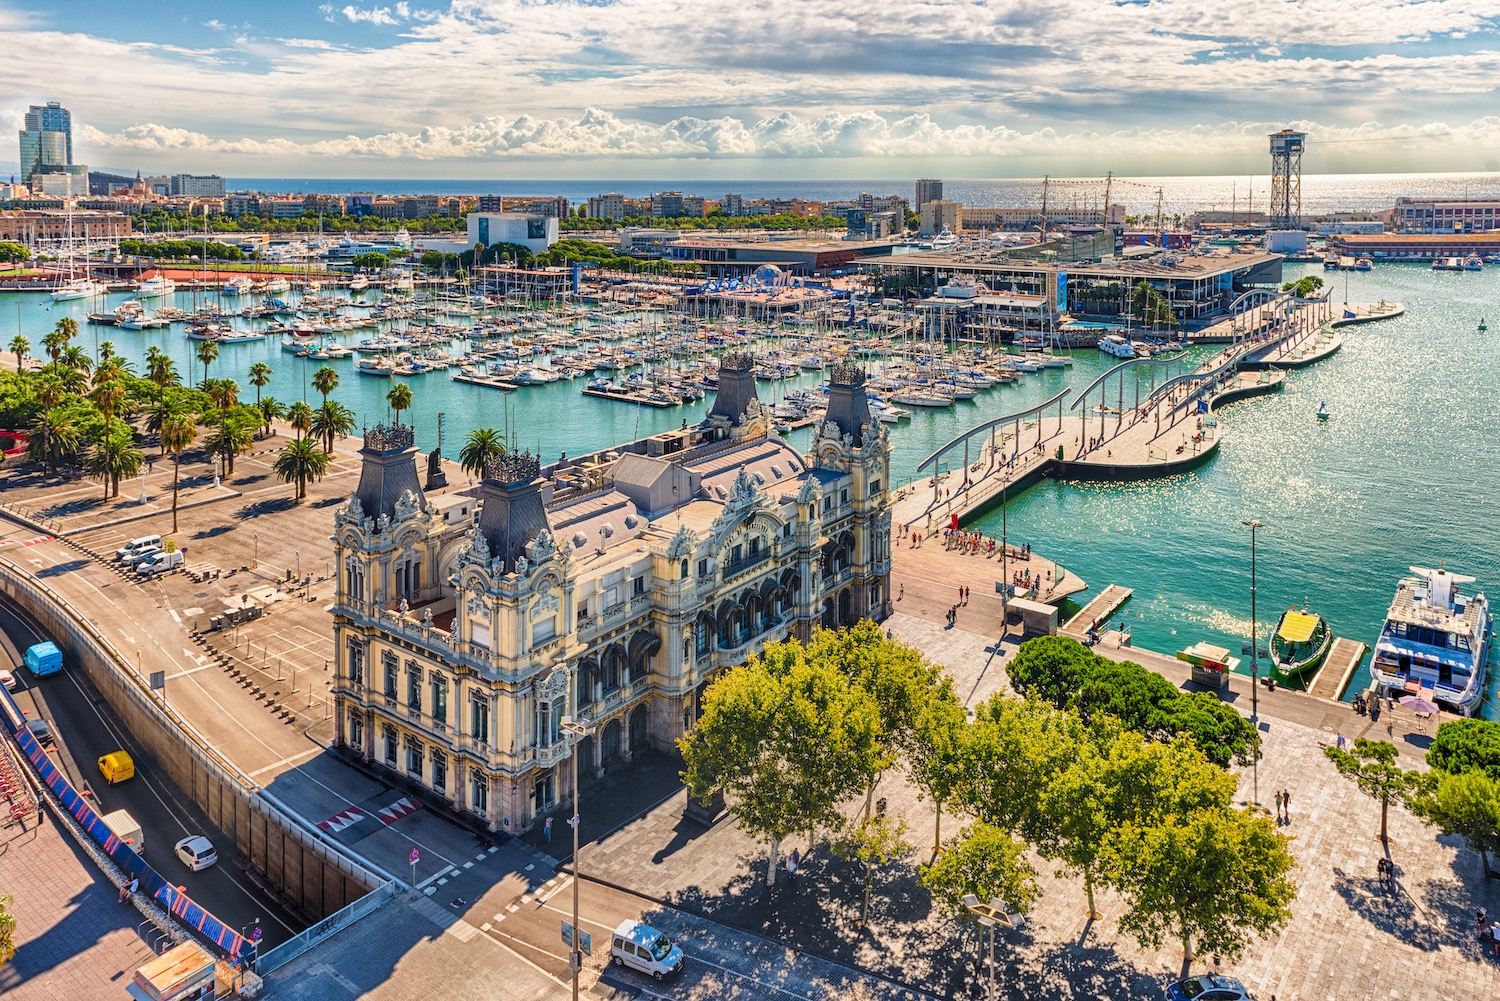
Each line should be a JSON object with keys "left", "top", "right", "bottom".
{"left": 409, "top": 847, "right": 421, "bottom": 864}
{"left": 250, "top": 926, "right": 263, "bottom": 944}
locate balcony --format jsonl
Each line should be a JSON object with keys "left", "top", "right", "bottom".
{"left": 533, "top": 741, "right": 571, "bottom": 767}
{"left": 721, "top": 549, "right": 771, "bottom": 581}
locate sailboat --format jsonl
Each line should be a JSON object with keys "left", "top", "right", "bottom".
{"left": 1479, "top": 317, "right": 1488, "bottom": 332}
{"left": 50, "top": 187, "right": 105, "bottom": 301}
{"left": 1315, "top": 401, "right": 1331, "bottom": 421}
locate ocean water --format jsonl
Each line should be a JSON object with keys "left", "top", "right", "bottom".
{"left": 4, "top": 259, "right": 1497, "bottom": 716}
{"left": 227, "top": 172, "right": 1500, "bottom": 218}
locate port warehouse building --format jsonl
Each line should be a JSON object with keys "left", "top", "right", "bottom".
{"left": 1325, "top": 232, "right": 1500, "bottom": 260}
{"left": 0, "top": 209, "right": 132, "bottom": 244}
{"left": 862, "top": 249, "right": 1284, "bottom": 325}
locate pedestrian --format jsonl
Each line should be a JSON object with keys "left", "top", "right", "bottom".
{"left": 898, "top": 582, "right": 904, "bottom": 601}
{"left": 1336, "top": 732, "right": 1346, "bottom": 750}
{"left": 1272, "top": 789, "right": 1282, "bottom": 821}
{"left": 119, "top": 875, "right": 138, "bottom": 903}
{"left": 958, "top": 586, "right": 964, "bottom": 604}
{"left": 1492, "top": 924, "right": 1500, "bottom": 957}
{"left": 787, "top": 848, "right": 799, "bottom": 881}
{"left": 544, "top": 816, "right": 553, "bottom": 842}
{"left": 1282, "top": 789, "right": 1291, "bottom": 823}
{"left": 1479, "top": 906, "right": 1489, "bottom": 935}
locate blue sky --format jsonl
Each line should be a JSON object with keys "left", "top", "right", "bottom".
{"left": 5, "top": 0, "right": 1500, "bottom": 179}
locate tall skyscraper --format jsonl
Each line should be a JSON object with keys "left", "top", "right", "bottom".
{"left": 25, "top": 102, "right": 73, "bottom": 163}
{"left": 19, "top": 100, "right": 74, "bottom": 187}
{"left": 915, "top": 178, "right": 943, "bottom": 210}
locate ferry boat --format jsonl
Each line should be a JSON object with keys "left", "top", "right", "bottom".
{"left": 1464, "top": 254, "right": 1484, "bottom": 271}
{"left": 1099, "top": 333, "right": 1136, "bottom": 359}
{"left": 1269, "top": 606, "right": 1332, "bottom": 681}
{"left": 1370, "top": 566, "right": 1491, "bottom": 717}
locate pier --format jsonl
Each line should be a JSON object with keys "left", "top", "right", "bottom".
{"left": 1060, "top": 584, "right": 1133, "bottom": 638}
{"left": 1308, "top": 637, "right": 1368, "bottom": 702}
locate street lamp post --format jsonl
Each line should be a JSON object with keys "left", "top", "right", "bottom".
{"left": 253, "top": 532, "right": 259, "bottom": 567}
{"left": 561, "top": 710, "right": 592, "bottom": 1001}
{"left": 1241, "top": 518, "right": 1264, "bottom": 812}
{"left": 961, "top": 895, "right": 1020, "bottom": 1001}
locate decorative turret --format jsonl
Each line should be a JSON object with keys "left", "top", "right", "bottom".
{"left": 354, "top": 423, "right": 424, "bottom": 524}
{"left": 707, "top": 351, "right": 758, "bottom": 424}
{"left": 476, "top": 450, "right": 549, "bottom": 575}
{"left": 824, "top": 362, "right": 873, "bottom": 446}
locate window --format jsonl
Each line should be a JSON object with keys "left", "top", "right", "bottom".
{"left": 871, "top": 479, "right": 881, "bottom": 494}
{"left": 748, "top": 536, "right": 761, "bottom": 556}
{"left": 406, "top": 661, "right": 421, "bottom": 711}
{"left": 697, "top": 558, "right": 708, "bottom": 578}
{"left": 347, "top": 641, "right": 364, "bottom": 688}
{"left": 383, "top": 652, "right": 398, "bottom": 698}
{"left": 470, "top": 769, "right": 488, "bottom": 815}
{"left": 840, "top": 487, "right": 848, "bottom": 505}
{"left": 471, "top": 696, "right": 490, "bottom": 747}
{"left": 730, "top": 544, "right": 742, "bottom": 564}
{"left": 383, "top": 725, "right": 397, "bottom": 766}
{"left": 782, "top": 522, "right": 791, "bottom": 538}
{"left": 431, "top": 675, "right": 448, "bottom": 724}
{"left": 431, "top": 750, "right": 447, "bottom": 792}
{"left": 681, "top": 559, "right": 689, "bottom": 579}
{"left": 632, "top": 576, "right": 645, "bottom": 596}
{"left": 823, "top": 496, "right": 833, "bottom": 512}
{"left": 348, "top": 710, "right": 363, "bottom": 750}
{"left": 696, "top": 627, "right": 710, "bottom": 656}
{"left": 406, "top": 738, "right": 423, "bottom": 776}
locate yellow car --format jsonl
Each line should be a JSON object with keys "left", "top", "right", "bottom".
{"left": 98, "top": 751, "right": 135, "bottom": 784}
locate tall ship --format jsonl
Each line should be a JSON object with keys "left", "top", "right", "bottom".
{"left": 1370, "top": 566, "right": 1491, "bottom": 717}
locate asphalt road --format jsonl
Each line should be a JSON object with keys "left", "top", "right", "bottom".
{"left": 0, "top": 591, "right": 306, "bottom": 949}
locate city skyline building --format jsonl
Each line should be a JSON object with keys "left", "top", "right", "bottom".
{"left": 916, "top": 178, "right": 943, "bottom": 210}
{"left": 24, "top": 101, "right": 73, "bottom": 164}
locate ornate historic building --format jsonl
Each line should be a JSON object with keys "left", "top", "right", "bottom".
{"left": 330, "top": 357, "right": 892, "bottom": 833}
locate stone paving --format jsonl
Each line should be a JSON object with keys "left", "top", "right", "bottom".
{"left": 0, "top": 803, "right": 159, "bottom": 1001}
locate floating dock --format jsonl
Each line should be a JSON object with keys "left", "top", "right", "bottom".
{"left": 581, "top": 386, "right": 677, "bottom": 408}
{"left": 1308, "top": 637, "right": 1368, "bottom": 702}
{"left": 1061, "top": 584, "right": 1133, "bottom": 637}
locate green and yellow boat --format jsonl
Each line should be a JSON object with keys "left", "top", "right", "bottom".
{"left": 1269, "top": 606, "right": 1332, "bottom": 681}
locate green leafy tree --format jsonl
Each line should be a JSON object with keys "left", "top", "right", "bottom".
{"left": 458, "top": 427, "right": 505, "bottom": 478}
{"left": 920, "top": 821, "right": 1040, "bottom": 918}
{"left": 958, "top": 695, "right": 1089, "bottom": 837}
{"left": 195, "top": 338, "right": 219, "bottom": 388}
{"left": 832, "top": 811, "right": 912, "bottom": 928}
{"left": 84, "top": 420, "right": 144, "bottom": 499}
{"left": 274, "top": 436, "right": 332, "bottom": 500}
{"left": 1426, "top": 720, "right": 1500, "bottom": 781}
{"left": 312, "top": 400, "right": 356, "bottom": 454}
{"left": 907, "top": 688, "right": 969, "bottom": 852}
{"left": 160, "top": 412, "right": 198, "bottom": 532}
{"left": 8, "top": 335, "right": 27, "bottom": 372}
{"left": 1107, "top": 808, "right": 1296, "bottom": 972}
{"left": 386, "top": 382, "right": 413, "bottom": 427}
{"left": 679, "top": 646, "right": 883, "bottom": 886}
{"left": 0, "top": 893, "right": 14, "bottom": 969}
{"left": 248, "top": 361, "right": 273, "bottom": 407}
{"left": 311, "top": 365, "right": 339, "bottom": 404}
{"left": 1325, "top": 738, "right": 1423, "bottom": 842}
{"left": 1281, "top": 275, "right": 1325, "bottom": 298}
{"left": 1412, "top": 770, "right": 1500, "bottom": 877}
{"left": 352, "top": 251, "right": 389, "bottom": 269}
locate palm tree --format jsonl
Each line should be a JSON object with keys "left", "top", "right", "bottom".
{"left": 311, "top": 400, "right": 356, "bottom": 454}
{"left": 41, "top": 329, "right": 68, "bottom": 365}
{"left": 58, "top": 345, "right": 92, "bottom": 376}
{"left": 311, "top": 365, "right": 339, "bottom": 405}
{"left": 386, "top": 382, "right": 413, "bottom": 427}
{"left": 204, "top": 413, "right": 254, "bottom": 477}
{"left": 248, "top": 362, "right": 272, "bottom": 407}
{"left": 28, "top": 408, "right": 80, "bottom": 475}
{"left": 458, "top": 427, "right": 506, "bottom": 479}
{"left": 92, "top": 354, "right": 132, "bottom": 388}
{"left": 274, "top": 436, "right": 331, "bottom": 501}
{"left": 204, "top": 377, "right": 240, "bottom": 414}
{"left": 257, "top": 397, "right": 287, "bottom": 437}
{"left": 8, "top": 335, "right": 27, "bottom": 372}
{"left": 196, "top": 339, "right": 220, "bottom": 389}
{"left": 287, "top": 400, "right": 314, "bottom": 441}
{"left": 98, "top": 340, "right": 117, "bottom": 366}
{"left": 144, "top": 394, "right": 193, "bottom": 454}
{"left": 160, "top": 412, "right": 198, "bottom": 532}
{"left": 145, "top": 348, "right": 179, "bottom": 404}
{"left": 84, "top": 421, "right": 144, "bottom": 500}
{"left": 91, "top": 380, "right": 127, "bottom": 429}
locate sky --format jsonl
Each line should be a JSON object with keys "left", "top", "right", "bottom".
{"left": 5, "top": 0, "right": 1500, "bottom": 180}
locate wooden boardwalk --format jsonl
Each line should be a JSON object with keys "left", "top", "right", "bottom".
{"left": 1061, "top": 584, "right": 1133, "bottom": 637}
{"left": 1308, "top": 637, "right": 1368, "bottom": 702}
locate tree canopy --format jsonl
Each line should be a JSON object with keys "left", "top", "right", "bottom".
{"left": 1426, "top": 719, "right": 1500, "bottom": 781}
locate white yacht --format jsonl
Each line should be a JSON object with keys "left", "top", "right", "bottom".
{"left": 50, "top": 276, "right": 104, "bottom": 302}
{"left": 1370, "top": 566, "right": 1491, "bottom": 717}
{"left": 930, "top": 226, "right": 959, "bottom": 252}
{"left": 222, "top": 276, "right": 254, "bottom": 296}
{"left": 1099, "top": 333, "right": 1136, "bottom": 359}
{"left": 261, "top": 277, "right": 292, "bottom": 294}
{"left": 135, "top": 273, "right": 177, "bottom": 299}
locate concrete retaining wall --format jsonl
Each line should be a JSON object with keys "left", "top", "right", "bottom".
{"left": 0, "top": 560, "right": 381, "bottom": 921}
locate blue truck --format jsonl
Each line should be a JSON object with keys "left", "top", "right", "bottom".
{"left": 24, "top": 641, "right": 62, "bottom": 677}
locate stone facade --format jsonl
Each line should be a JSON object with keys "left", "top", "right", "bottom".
{"left": 329, "top": 365, "right": 892, "bottom": 834}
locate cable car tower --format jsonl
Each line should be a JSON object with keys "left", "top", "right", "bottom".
{"left": 1268, "top": 129, "right": 1305, "bottom": 228}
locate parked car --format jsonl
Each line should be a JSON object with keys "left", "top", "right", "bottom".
{"left": 0, "top": 668, "right": 16, "bottom": 691}
{"left": 116, "top": 535, "right": 162, "bottom": 561}
{"left": 123, "top": 546, "right": 165, "bottom": 568}
{"left": 24, "top": 718, "right": 55, "bottom": 745}
{"left": 1165, "top": 974, "right": 1254, "bottom": 1001}
{"left": 174, "top": 835, "right": 218, "bottom": 871}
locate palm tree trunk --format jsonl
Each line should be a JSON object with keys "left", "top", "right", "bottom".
{"left": 172, "top": 456, "right": 181, "bottom": 532}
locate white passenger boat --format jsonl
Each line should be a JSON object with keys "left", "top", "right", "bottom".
{"left": 1099, "top": 333, "right": 1136, "bottom": 358}
{"left": 1370, "top": 566, "right": 1491, "bottom": 717}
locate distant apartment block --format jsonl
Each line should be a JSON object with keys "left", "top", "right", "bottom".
{"left": 919, "top": 199, "right": 962, "bottom": 237}
{"left": 963, "top": 203, "right": 1126, "bottom": 232}
{"left": 170, "top": 173, "right": 227, "bottom": 198}
{"left": 588, "top": 192, "right": 627, "bottom": 220}
{"left": 1392, "top": 196, "right": 1500, "bottom": 233}
{"left": 649, "top": 192, "right": 708, "bottom": 219}
{"left": 915, "top": 178, "right": 943, "bottom": 210}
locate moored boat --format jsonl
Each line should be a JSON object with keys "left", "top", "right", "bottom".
{"left": 1370, "top": 566, "right": 1491, "bottom": 716}
{"left": 1269, "top": 606, "right": 1332, "bottom": 681}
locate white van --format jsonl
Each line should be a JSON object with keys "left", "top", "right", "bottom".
{"left": 137, "top": 550, "right": 184, "bottom": 576}
{"left": 610, "top": 920, "right": 683, "bottom": 981}
{"left": 117, "top": 535, "right": 162, "bottom": 561}
{"left": 101, "top": 808, "right": 146, "bottom": 855}
{"left": 123, "top": 546, "right": 165, "bottom": 568}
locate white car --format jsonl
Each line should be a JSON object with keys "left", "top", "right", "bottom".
{"left": 0, "top": 668, "right": 16, "bottom": 691}
{"left": 174, "top": 835, "right": 218, "bottom": 871}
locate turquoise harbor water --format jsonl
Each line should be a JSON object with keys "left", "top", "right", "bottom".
{"left": 4, "top": 260, "right": 1497, "bottom": 716}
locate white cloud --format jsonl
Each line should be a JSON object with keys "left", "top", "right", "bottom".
{"left": 340, "top": 6, "right": 399, "bottom": 26}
